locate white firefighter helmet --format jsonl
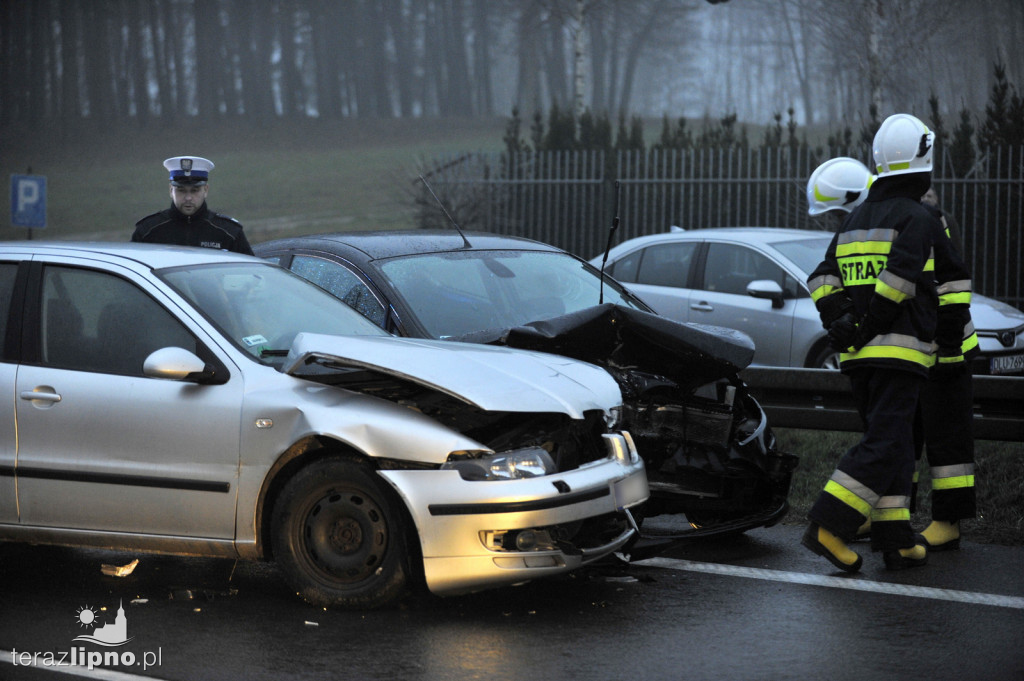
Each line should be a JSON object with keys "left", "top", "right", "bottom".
{"left": 872, "top": 113, "right": 935, "bottom": 178}
{"left": 806, "top": 157, "right": 874, "bottom": 215}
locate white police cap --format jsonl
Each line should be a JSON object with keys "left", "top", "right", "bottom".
{"left": 164, "top": 156, "right": 214, "bottom": 186}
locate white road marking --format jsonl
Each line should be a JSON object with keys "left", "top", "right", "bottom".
{"left": 636, "top": 557, "right": 1024, "bottom": 610}
{"left": 0, "top": 650, "right": 166, "bottom": 681}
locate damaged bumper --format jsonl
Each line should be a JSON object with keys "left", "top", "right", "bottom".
{"left": 378, "top": 432, "right": 648, "bottom": 596}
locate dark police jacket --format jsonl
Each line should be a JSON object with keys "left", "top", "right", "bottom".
{"left": 132, "top": 203, "right": 253, "bottom": 255}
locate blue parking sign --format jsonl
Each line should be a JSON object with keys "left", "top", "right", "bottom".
{"left": 11, "top": 174, "right": 47, "bottom": 228}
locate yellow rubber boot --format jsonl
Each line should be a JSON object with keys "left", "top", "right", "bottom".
{"left": 801, "top": 523, "right": 862, "bottom": 573}
{"left": 854, "top": 518, "right": 871, "bottom": 541}
{"left": 884, "top": 542, "right": 928, "bottom": 570}
{"left": 920, "top": 520, "right": 960, "bottom": 551}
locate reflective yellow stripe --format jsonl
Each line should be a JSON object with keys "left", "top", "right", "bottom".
{"left": 939, "top": 291, "right": 971, "bottom": 306}
{"left": 808, "top": 275, "right": 843, "bottom": 303}
{"left": 932, "top": 475, "right": 975, "bottom": 491}
{"left": 931, "top": 464, "right": 975, "bottom": 491}
{"left": 840, "top": 335, "right": 934, "bottom": 367}
{"left": 872, "top": 507, "right": 911, "bottom": 522}
{"left": 814, "top": 185, "right": 840, "bottom": 202}
{"left": 962, "top": 332, "right": 979, "bottom": 354}
{"left": 836, "top": 228, "right": 896, "bottom": 247}
{"left": 835, "top": 240, "right": 893, "bottom": 257}
{"left": 937, "top": 279, "right": 972, "bottom": 295}
{"left": 876, "top": 278, "right": 910, "bottom": 304}
{"left": 823, "top": 479, "right": 873, "bottom": 516}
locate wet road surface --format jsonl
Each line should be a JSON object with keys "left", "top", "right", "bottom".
{"left": 2, "top": 522, "right": 1022, "bottom": 681}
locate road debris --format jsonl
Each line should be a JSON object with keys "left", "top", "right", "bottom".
{"left": 101, "top": 559, "right": 139, "bottom": 577}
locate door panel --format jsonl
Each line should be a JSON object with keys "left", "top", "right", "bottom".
{"left": 693, "top": 243, "right": 796, "bottom": 367}
{"left": 15, "top": 264, "right": 243, "bottom": 538}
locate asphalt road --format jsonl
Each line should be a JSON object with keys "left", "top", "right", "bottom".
{"left": 2, "top": 522, "right": 1022, "bottom": 681}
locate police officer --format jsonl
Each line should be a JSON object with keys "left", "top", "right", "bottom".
{"left": 802, "top": 114, "right": 952, "bottom": 572}
{"left": 132, "top": 156, "right": 253, "bottom": 255}
{"left": 805, "top": 155, "right": 977, "bottom": 552}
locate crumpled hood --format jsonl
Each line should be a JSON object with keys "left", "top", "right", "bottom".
{"left": 282, "top": 332, "right": 622, "bottom": 419}
{"left": 453, "top": 304, "right": 756, "bottom": 391}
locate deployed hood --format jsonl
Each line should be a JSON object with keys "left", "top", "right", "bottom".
{"left": 282, "top": 332, "right": 621, "bottom": 419}
{"left": 455, "top": 304, "right": 755, "bottom": 390}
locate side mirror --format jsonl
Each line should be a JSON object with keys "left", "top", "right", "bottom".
{"left": 747, "top": 279, "right": 785, "bottom": 309}
{"left": 143, "top": 347, "right": 216, "bottom": 382}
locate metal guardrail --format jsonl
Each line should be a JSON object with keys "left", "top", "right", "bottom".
{"left": 740, "top": 367, "right": 1024, "bottom": 443}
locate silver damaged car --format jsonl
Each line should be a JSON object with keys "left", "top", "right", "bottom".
{"left": 0, "top": 242, "right": 648, "bottom": 608}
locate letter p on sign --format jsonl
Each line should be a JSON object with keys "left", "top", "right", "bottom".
{"left": 11, "top": 174, "right": 47, "bottom": 228}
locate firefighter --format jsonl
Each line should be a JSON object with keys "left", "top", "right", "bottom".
{"left": 805, "top": 156, "right": 977, "bottom": 552}
{"left": 916, "top": 194, "right": 978, "bottom": 551}
{"left": 805, "top": 156, "right": 873, "bottom": 220}
{"left": 802, "top": 113, "right": 953, "bottom": 571}
{"left": 132, "top": 156, "right": 253, "bottom": 255}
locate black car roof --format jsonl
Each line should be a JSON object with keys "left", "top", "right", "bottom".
{"left": 257, "top": 230, "right": 565, "bottom": 261}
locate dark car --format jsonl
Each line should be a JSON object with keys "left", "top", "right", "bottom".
{"left": 255, "top": 231, "right": 798, "bottom": 545}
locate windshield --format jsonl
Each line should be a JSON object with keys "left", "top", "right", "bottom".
{"left": 160, "top": 262, "right": 388, "bottom": 361}
{"left": 772, "top": 236, "right": 833, "bottom": 277}
{"left": 377, "top": 250, "right": 645, "bottom": 339}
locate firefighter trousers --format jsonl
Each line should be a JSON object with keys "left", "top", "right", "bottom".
{"left": 809, "top": 367, "right": 924, "bottom": 552}
{"left": 913, "top": 364, "right": 977, "bottom": 521}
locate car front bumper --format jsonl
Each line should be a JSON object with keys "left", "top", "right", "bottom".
{"left": 378, "top": 432, "right": 648, "bottom": 596}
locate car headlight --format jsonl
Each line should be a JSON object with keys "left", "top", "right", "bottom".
{"left": 442, "top": 447, "right": 557, "bottom": 481}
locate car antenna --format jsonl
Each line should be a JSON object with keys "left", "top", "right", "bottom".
{"left": 418, "top": 174, "right": 471, "bottom": 249}
{"left": 598, "top": 180, "right": 621, "bottom": 305}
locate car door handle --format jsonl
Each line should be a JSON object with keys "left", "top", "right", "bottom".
{"left": 690, "top": 301, "right": 714, "bottom": 312}
{"left": 20, "top": 389, "right": 62, "bottom": 403}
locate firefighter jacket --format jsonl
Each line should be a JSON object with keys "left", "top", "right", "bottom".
{"left": 922, "top": 203, "right": 979, "bottom": 361}
{"left": 132, "top": 202, "right": 253, "bottom": 255}
{"left": 808, "top": 173, "right": 968, "bottom": 376}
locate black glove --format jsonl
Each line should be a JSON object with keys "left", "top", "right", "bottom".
{"left": 827, "top": 312, "right": 858, "bottom": 351}
{"left": 851, "top": 294, "right": 901, "bottom": 350}
{"left": 850, "top": 315, "right": 878, "bottom": 350}
{"left": 817, "top": 293, "right": 855, "bottom": 328}
{"left": 932, "top": 346, "right": 967, "bottom": 378}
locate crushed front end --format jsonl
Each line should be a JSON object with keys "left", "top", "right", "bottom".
{"left": 458, "top": 304, "right": 799, "bottom": 540}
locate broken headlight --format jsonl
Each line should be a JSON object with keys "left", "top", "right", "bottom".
{"left": 442, "top": 447, "right": 556, "bottom": 481}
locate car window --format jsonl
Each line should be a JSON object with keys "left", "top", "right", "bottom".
{"left": 773, "top": 236, "right": 833, "bottom": 277}
{"left": 40, "top": 265, "right": 199, "bottom": 376}
{"left": 702, "top": 243, "right": 796, "bottom": 297}
{"left": 160, "top": 262, "right": 389, "bottom": 361}
{"left": 633, "top": 242, "right": 697, "bottom": 288}
{"left": 289, "top": 255, "right": 387, "bottom": 328}
{"left": 0, "top": 263, "right": 17, "bottom": 360}
{"left": 606, "top": 250, "right": 642, "bottom": 283}
{"left": 377, "top": 250, "right": 642, "bottom": 339}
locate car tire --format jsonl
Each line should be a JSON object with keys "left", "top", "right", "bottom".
{"left": 271, "top": 456, "right": 412, "bottom": 609}
{"left": 811, "top": 345, "right": 841, "bottom": 370}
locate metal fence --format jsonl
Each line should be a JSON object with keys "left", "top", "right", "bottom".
{"left": 420, "top": 146, "right": 1024, "bottom": 307}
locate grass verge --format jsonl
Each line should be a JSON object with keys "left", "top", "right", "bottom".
{"left": 0, "top": 117, "right": 507, "bottom": 242}
{"left": 778, "top": 428, "right": 1024, "bottom": 546}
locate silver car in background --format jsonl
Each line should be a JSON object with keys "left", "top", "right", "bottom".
{"left": 0, "top": 242, "right": 647, "bottom": 608}
{"left": 594, "top": 227, "right": 1024, "bottom": 374}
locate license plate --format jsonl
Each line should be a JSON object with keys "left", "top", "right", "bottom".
{"left": 612, "top": 474, "right": 649, "bottom": 510}
{"left": 991, "top": 353, "right": 1024, "bottom": 375}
